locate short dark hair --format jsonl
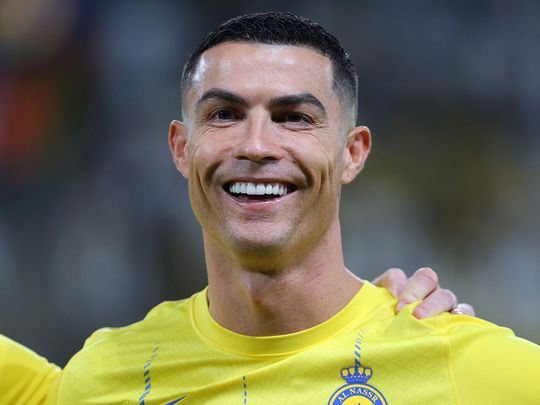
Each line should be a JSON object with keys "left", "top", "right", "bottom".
{"left": 181, "top": 11, "right": 358, "bottom": 126}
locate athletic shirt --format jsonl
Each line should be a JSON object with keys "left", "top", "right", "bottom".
{"left": 43, "top": 282, "right": 539, "bottom": 404}
{"left": 0, "top": 335, "right": 60, "bottom": 404}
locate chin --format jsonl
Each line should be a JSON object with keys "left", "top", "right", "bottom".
{"left": 230, "top": 235, "right": 289, "bottom": 254}
{"left": 225, "top": 227, "right": 294, "bottom": 258}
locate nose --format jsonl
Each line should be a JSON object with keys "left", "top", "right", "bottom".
{"left": 233, "top": 113, "right": 284, "bottom": 162}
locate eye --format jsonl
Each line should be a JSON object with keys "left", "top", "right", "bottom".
{"left": 273, "top": 112, "right": 312, "bottom": 126}
{"left": 209, "top": 108, "right": 241, "bottom": 122}
{"left": 284, "top": 113, "right": 307, "bottom": 123}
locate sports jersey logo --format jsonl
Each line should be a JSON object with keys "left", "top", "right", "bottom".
{"left": 327, "top": 364, "right": 387, "bottom": 405}
{"left": 328, "top": 331, "right": 387, "bottom": 405}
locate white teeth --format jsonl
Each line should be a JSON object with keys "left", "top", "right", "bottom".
{"left": 246, "top": 183, "right": 256, "bottom": 195}
{"left": 227, "top": 182, "right": 291, "bottom": 197}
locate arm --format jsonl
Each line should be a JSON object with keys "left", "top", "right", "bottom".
{"left": 372, "top": 267, "right": 475, "bottom": 319}
{"left": 0, "top": 334, "right": 60, "bottom": 405}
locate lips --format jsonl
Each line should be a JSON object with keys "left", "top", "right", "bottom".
{"left": 223, "top": 181, "right": 297, "bottom": 201}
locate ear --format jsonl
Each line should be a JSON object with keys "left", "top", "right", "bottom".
{"left": 169, "top": 120, "right": 189, "bottom": 178}
{"left": 340, "top": 125, "right": 371, "bottom": 184}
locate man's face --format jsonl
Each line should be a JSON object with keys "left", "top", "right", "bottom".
{"left": 171, "top": 42, "right": 370, "bottom": 264}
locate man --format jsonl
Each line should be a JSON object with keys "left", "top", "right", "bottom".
{"left": 0, "top": 269, "right": 464, "bottom": 405}
{"left": 4, "top": 11, "right": 538, "bottom": 404}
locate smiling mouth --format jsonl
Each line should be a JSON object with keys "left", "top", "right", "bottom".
{"left": 224, "top": 181, "right": 297, "bottom": 202}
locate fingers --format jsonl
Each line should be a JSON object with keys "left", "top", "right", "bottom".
{"left": 451, "top": 303, "right": 476, "bottom": 317}
{"left": 379, "top": 266, "right": 475, "bottom": 319}
{"left": 371, "top": 268, "right": 407, "bottom": 298}
{"left": 412, "top": 288, "right": 458, "bottom": 319}
{"left": 395, "top": 267, "right": 439, "bottom": 312}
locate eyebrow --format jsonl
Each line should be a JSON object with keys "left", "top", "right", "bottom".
{"left": 196, "top": 88, "right": 327, "bottom": 118}
{"left": 197, "top": 89, "right": 248, "bottom": 107}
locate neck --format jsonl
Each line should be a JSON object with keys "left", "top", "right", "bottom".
{"left": 203, "top": 219, "right": 363, "bottom": 336}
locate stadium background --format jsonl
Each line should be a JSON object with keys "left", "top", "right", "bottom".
{"left": 1, "top": 0, "right": 539, "bottom": 366}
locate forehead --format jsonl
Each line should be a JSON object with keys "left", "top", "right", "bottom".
{"left": 186, "top": 42, "right": 337, "bottom": 110}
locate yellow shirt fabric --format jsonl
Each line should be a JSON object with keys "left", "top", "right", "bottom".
{"left": 45, "top": 282, "right": 539, "bottom": 404}
{"left": 0, "top": 334, "right": 60, "bottom": 405}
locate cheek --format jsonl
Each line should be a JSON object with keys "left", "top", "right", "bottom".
{"left": 289, "top": 133, "right": 342, "bottom": 182}
{"left": 187, "top": 136, "right": 229, "bottom": 181}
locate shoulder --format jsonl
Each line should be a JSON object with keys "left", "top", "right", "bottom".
{"left": 380, "top": 312, "right": 540, "bottom": 403}
{"left": 0, "top": 334, "right": 60, "bottom": 405}
{"left": 430, "top": 314, "right": 540, "bottom": 403}
{"left": 83, "top": 293, "right": 198, "bottom": 348}
{"left": 51, "top": 292, "right": 203, "bottom": 402}
{"left": 432, "top": 312, "right": 539, "bottom": 359}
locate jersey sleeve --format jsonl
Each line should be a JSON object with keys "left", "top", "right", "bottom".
{"left": 0, "top": 334, "right": 61, "bottom": 405}
{"left": 447, "top": 317, "right": 540, "bottom": 403}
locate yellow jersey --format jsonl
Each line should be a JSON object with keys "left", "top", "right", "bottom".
{"left": 43, "top": 282, "right": 540, "bottom": 404}
{"left": 0, "top": 334, "right": 60, "bottom": 404}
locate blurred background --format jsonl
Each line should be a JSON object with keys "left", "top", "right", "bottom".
{"left": 1, "top": 0, "right": 539, "bottom": 366}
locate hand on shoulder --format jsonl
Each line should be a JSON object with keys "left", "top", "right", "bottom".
{"left": 372, "top": 267, "right": 475, "bottom": 319}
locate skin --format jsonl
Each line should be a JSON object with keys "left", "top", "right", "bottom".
{"left": 0, "top": 40, "right": 475, "bottom": 403}
{"left": 169, "top": 42, "right": 471, "bottom": 336}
